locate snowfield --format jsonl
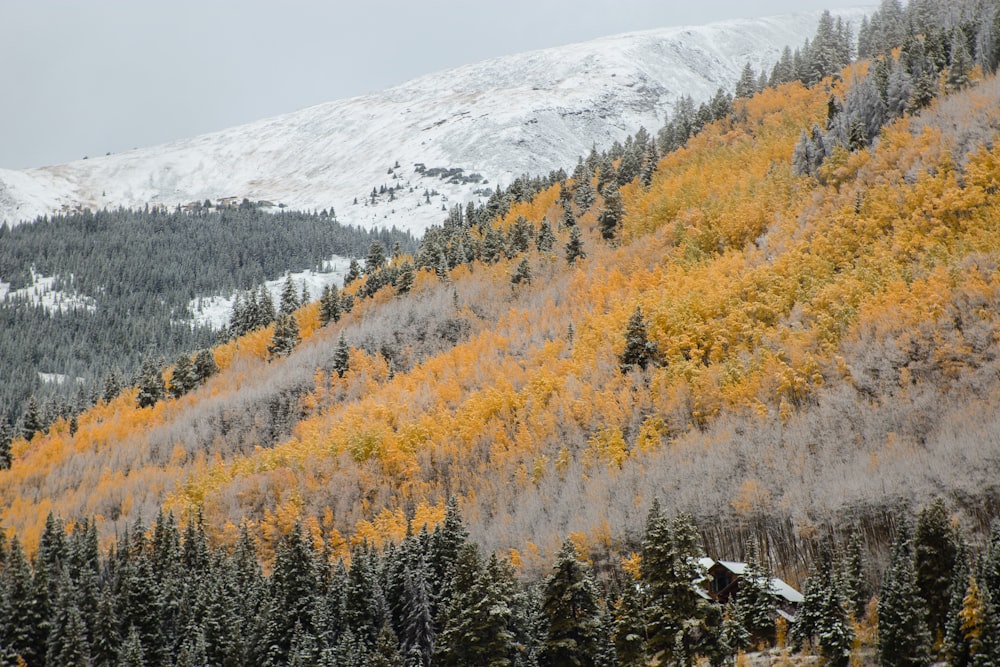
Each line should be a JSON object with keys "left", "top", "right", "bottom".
{"left": 0, "top": 9, "right": 871, "bottom": 237}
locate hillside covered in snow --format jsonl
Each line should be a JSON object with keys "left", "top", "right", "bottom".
{"left": 0, "top": 9, "right": 869, "bottom": 235}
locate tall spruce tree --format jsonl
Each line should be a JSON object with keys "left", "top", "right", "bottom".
{"left": 280, "top": 274, "right": 301, "bottom": 314}
{"left": 540, "top": 540, "right": 602, "bottom": 667}
{"left": 333, "top": 332, "right": 351, "bottom": 378}
{"left": 267, "top": 312, "right": 301, "bottom": 359}
{"left": 878, "top": 522, "right": 932, "bottom": 667}
{"left": 914, "top": 498, "right": 958, "bottom": 646}
{"left": 135, "top": 358, "right": 165, "bottom": 409}
{"left": 597, "top": 187, "right": 624, "bottom": 243}
{"left": 619, "top": 305, "right": 658, "bottom": 374}
{"left": 565, "top": 226, "right": 585, "bottom": 265}
{"left": 0, "top": 417, "right": 12, "bottom": 469}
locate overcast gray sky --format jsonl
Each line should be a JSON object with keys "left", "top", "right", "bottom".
{"left": 1, "top": 1, "right": 851, "bottom": 169}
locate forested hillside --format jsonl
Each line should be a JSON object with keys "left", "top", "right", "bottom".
{"left": 3, "top": 1, "right": 1000, "bottom": 664}
{"left": 0, "top": 205, "right": 416, "bottom": 425}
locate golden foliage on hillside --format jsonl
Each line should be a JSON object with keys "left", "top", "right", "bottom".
{"left": 5, "top": 73, "right": 1000, "bottom": 563}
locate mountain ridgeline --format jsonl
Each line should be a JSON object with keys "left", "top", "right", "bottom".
{"left": 4, "top": 0, "right": 1000, "bottom": 664}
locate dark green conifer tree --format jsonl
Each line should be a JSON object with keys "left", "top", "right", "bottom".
{"left": 914, "top": 498, "right": 958, "bottom": 646}
{"left": 118, "top": 625, "right": 145, "bottom": 667}
{"left": 0, "top": 417, "right": 13, "bottom": 469}
{"left": 333, "top": 332, "right": 351, "bottom": 378}
{"left": 21, "top": 395, "right": 42, "bottom": 441}
{"left": 320, "top": 284, "right": 342, "bottom": 324}
{"left": 168, "top": 353, "right": 196, "bottom": 398}
{"left": 615, "top": 581, "right": 648, "bottom": 667}
{"left": 540, "top": 540, "right": 601, "bottom": 667}
{"left": 280, "top": 274, "right": 301, "bottom": 314}
{"left": 345, "top": 259, "right": 362, "bottom": 286}
{"left": 597, "top": 187, "right": 624, "bottom": 243}
{"left": 267, "top": 312, "right": 301, "bottom": 359}
{"left": 511, "top": 259, "right": 532, "bottom": 288}
{"left": 619, "top": 305, "right": 658, "bottom": 374}
{"left": 878, "top": 522, "right": 932, "bottom": 667}
{"left": 738, "top": 542, "right": 777, "bottom": 646}
{"left": 366, "top": 241, "right": 388, "bottom": 274}
{"left": 92, "top": 587, "right": 121, "bottom": 667}
{"left": 396, "top": 262, "right": 416, "bottom": 295}
{"left": 192, "top": 349, "right": 219, "bottom": 384}
{"left": 565, "top": 226, "right": 585, "bottom": 265}
{"left": 536, "top": 218, "right": 556, "bottom": 253}
{"left": 135, "top": 358, "right": 165, "bottom": 409}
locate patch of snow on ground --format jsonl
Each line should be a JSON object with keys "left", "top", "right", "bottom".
{"left": 0, "top": 269, "right": 96, "bottom": 314}
{"left": 187, "top": 255, "right": 354, "bottom": 330}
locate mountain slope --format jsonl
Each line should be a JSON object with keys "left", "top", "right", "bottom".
{"left": 6, "top": 61, "right": 1000, "bottom": 570}
{"left": 0, "top": 9, "right": 869, "bottom": 234}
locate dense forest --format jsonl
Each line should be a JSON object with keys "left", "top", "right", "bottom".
{"left": 4, "top": 0, "right": 1000, "bottom": 663}
{"left": 0, "top": 204, "right": 417, "bottom": 424}
{"left": 1, "top": 499, "right": 997, "bottom": 666}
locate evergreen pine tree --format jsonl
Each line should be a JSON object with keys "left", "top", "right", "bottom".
{"left": 192, "top": 349, "right": 219, "bottom": 384}
{"left": 597, "top": 187, "right": 624, "bottom": 243}
{"left": 573, "top": 175, "right": 595, "bottom": 212}
{"left": 511, "top": 258, "right": 532, "bottom": 288}
{"left": 135, "top": 358, "right": 165, "bottom": 409}
{"left": 256, "top": 285, "right": 277, "bottom": 328}
{"left": 92, "top": 587, "right": 121, "bottom": 667}
{"left": 2, "top": 538, "right": 37, "bottom": 663}
{"left": 267, "top": 312, "right": 301, "bottom": 359}
{"left": 615, "top": 582, "right": 648, "bottom": 667}
{"left": 878, "top": 522, "right": 932, "bottom": 667}
{"left": 482, "top": 226, "right": 505, "bottom": 264}
{"left": 565, "top": 226, "right": 585, "bottom": 265}
{"left": 280, "top": 274, "right": 301, "bottom": 314}
{"left": 118, "top": 625, "right": 145, "bottom": 667}
{"left": 320, "top": 283, "right": 343, "bottom": 324}
{"left": 508, "top": 216, "right": 533, "bottom": 256}
{"left": 369, "top": 623, "right": 405, "bottom": 667}
{"left": 540, "top": 540, "right": 602, "bottom": 667}
{"left": 366, "top": 241, "right": 388, "bottom": 274}
{"left": 168, "top": 353, "right": 196, "bottom": 398}
{"left": 0, "top": 417, "right": 12, "bottom": 469}
{"left": 914, "top": 498, "right": 958, "bottom": 646}
{"left": 735, "top": 62, "right": 758, "bottom": 98}
{"left": 345, "top": 259, "right": 362, "bottom": 286}
{"left": 333, "top": 332, "right": 351, "bottom": 378}
{"left": 640, "top": 142, "right": 659, "bottom": 187}
{"left": 402, "top": 565, "right": 435, "bottom": 665}
{"left": 946, "top": 545, "right": 974, "bottom": 667}
{"left": 738, "top": 542, "right": 777, "bottom": 646}
{"left": 619, "top": 305, "right": 659, "bottom": 374}
{"left": 947, "top": 28, "right": 973, "bottom": 91}
{"left": 396, "top": 262, "right": 416, "bottom": 295}
{"left": 642, "top": 503, "right": 705, "bottom": 664}
{"left": 560, "top": 206, "right": 577, "bottom": 231}
{"left": 841, "top": 532, "right": 871, "bottom": 620}
{"left": 536, "top": 218, "right": 556, "bottom": 253}
{"left": 21, "top": 395, "right": 42, "bottom": 440}
{"left": 102, "top": 370, "right": 124, "bottom": 403}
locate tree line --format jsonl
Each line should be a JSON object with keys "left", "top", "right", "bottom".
{"left": 1, "top": 497, "right": 998, "bottom": 666}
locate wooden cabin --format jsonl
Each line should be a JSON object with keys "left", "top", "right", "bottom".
{"left": 697, "top": 558, "right": 804, "bottom": 622}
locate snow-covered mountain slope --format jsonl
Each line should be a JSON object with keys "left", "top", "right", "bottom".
{"left": 0, "top": 9, "right": 870, "bottom": 235}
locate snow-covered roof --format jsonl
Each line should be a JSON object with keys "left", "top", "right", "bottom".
{"left": 768, "top": 577, "right": 804, "bottom": 604}
{"left": 716, "top": 560, "right": 748, "bottom": 575}
{"left": 700, "top": 557, "right": 803, "bottom": 603}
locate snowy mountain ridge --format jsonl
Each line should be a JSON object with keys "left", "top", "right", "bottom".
{"left": 0, "top": 8, "right": 871, "bottom": 235}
